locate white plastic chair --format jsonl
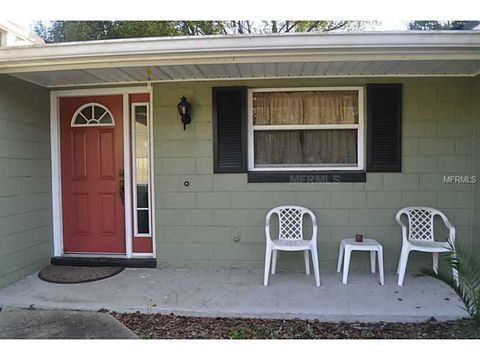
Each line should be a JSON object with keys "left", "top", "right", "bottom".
{"left": 396, "top": 206, "right": 458, "bottom": 286}
{"left": 264, "top": 206, "right": 320, "bottom": 287}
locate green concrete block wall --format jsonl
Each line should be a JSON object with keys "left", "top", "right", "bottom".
{"left": 473, "top": 75, "right": 480, "bottom": 254}
{"left": 0, "top": 74, "right": 52, "bottom": 288}
{"left": 152, "top": 77, "right": 477, "bottom": 272}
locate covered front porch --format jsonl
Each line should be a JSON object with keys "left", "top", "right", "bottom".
{"left": 1, "top": 31, "right": 480, "bottom": 306}
{"left": 0, "top": 267, "right": 466, "bottom": 322}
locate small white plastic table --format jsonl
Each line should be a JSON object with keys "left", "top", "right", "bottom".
{"left": 337, "top": 238, "right": 384, "bottom": 285}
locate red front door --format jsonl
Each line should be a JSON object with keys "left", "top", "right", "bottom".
{"left": 60, "top": 95, "right": 126, "bottom": 254}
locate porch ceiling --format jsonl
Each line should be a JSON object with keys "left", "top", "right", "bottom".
{"left": 8, "top": 59, "right": 480, "bottom": 87}
{"left": 1, "top": 31, "right": 479, "bottom": 88}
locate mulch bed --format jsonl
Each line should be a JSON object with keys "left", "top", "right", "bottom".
{"left": 110, "top": 311, "right": 480, "bottom": 339}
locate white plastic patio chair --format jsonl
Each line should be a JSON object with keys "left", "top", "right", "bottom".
{"left": 396, "top": 206, "right": 458, "bottom": 286}
{"left": 264, "top": 206, "right": 320, "bottom": 287}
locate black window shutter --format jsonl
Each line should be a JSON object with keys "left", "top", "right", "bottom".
{"left": 213, "top": 87, "right": 247, "bottom": 173}
{"left": 366, "top": 84, "right": 403, "bottom": 172}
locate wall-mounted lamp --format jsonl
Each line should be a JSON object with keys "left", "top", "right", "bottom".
{"left": 177, "top": 96, "right": 192, "bottom": 130}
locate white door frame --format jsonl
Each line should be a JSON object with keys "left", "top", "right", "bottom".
{"left": 50, "top": 85, "right": 155, "bottom": 258}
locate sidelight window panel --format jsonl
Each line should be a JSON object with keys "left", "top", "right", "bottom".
{"left": 132, "top": 103, "right": 151, "bottom": 236}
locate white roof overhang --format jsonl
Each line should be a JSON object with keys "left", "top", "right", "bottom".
{"left": 0, "top": 31, "right": 479, "bottom": 88}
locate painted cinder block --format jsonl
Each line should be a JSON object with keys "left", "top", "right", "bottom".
{"left": 419, "top": 138, "right": 456, "bottom": 155}
{"left": 366, "top": 192, "right": 403, "bottom": 209}
{"left": 0, "top": 193, "right": 51, "bottom": 218}
{"left": 0, "top": 209, "right": 51, "bottom": 238}
{"left": 403, "top": 118, "right": 438, "bottom": 138}
{"left": 437, "top": 191, "right": 473, "bottom": 209}
{"left": 383, "top": 174, "right": 420, "bottom": 191}
{"left": 155, "top": 175, "right": 212, "bottom": 192}
{"left": 438, "top": 118, "right": 473, "bottom": 138}
{"left": 0, "top": 139, "right": 50, "bottom": 159}
{"left": 195, "top": 157, "right": 214, "bottom": 174}
{"left": 403, "top": 139, "right": 419, "bottom": 155}
{"left": 197, "top": 192, "right": 230, "bottom": 209}
{"left": 0, "top": 74, "right": 477, "bottom": 283}
{"left": 0, "top": 119, "right": 50, "bottom": 142}
{"left": 213, "top": 174, "right": 282, "bottom": 192}
{"left": 437, "top": 83, "right": 472, "bottom": 103}
{"left": 406, "top": 83, "right": 438, "bottom": 104}
{"left": 331, "top": 192, "right": 366, "bottom": 208}
{"left": 294, "top": 192, "right": 332, "bottom": 209}
{"left": 419, "top": 102, "right": 456, "bottom": 121}
{"left": 473, "top": 76, "right": 480, "bottom": 255}
{"left": 0, "top": 226, "right": 52, "bottom": 257}
{"left": 156, "top": 157, "right": 196, "bottom": 175}
{"left": 157, "top": 226, "right": 232, "bottom": 244}
{"left": 364, "top": 174, "right": 383, "bottom": 191}
{"left": 450, "top": 209, "right": 474, "bottom": 226}
{"left": 194, "top": 121, "right": 213, "bottom": 140}
{"left": 403, "top": 156, "right": 438, "bottom": 173}
{"left": 314, "top": 209, "right": 349, "bottom": 226}
{"left": 455, "top": 138, "right": 473, "bottom": 155}
{"left": 437, "top": 155, "right": 473, "bottom": 173}
{"left": 151, "top": 77, "right": 479, "bottom": 270}
{"left": 155, "top": 140, "right": 212, "bottom": 158}
{"left": 156, "top": 192, "right": 196, "bottom": 209}
{"left": 348, "top": 209, "right": 386, "bottom": 226}
{"left": 212, "top": 209, "right": 249, "bottom": 226}
{"left": 0, "top": 241, "right": 52, "bottom": 277}
{"left": 230, "top": 192, "right": 296, "bottom": 210}
{"left": 0, "top": 159, "right": 51, "bottom": 177}
{"left": 401, "top": 191, "right": 438, "bottom": 208}
{"left": 0, "top": 75, "right": 52, "bottom": 288}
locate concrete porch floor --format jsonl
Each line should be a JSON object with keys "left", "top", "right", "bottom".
{"left": 0, "top": 268, "right": 467, "bottom": 322}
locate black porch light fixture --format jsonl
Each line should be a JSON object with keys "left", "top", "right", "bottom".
{"left": 177, "top": 96, "right": 192, "bottom": 130}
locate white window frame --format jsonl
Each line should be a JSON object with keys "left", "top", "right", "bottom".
{"left": 71, "top": 102, "right": 115, "bottom": 127}
{"left": 131, "top": 102, "right": 152, "bottom": 237}
{"left": 248, "top": 86, "right": 365, "bottom": 172}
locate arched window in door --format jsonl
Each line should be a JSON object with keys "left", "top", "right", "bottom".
{"left": 71, "top": 103, "right": 115, "bottom": 127}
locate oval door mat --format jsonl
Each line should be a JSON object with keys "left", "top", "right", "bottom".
{"left": 38, "top": 265, "right": 124, "bottom": 284}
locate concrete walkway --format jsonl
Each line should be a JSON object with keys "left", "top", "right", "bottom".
{"left": 0, "top": 308, "right": 137, "bottom": 339}
{"left": 0, "top": 268, "right": 467, "bottom": 322}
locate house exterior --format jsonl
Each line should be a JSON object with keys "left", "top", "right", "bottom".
{"left": 0, "top": 31, "right": 479, "bottom": 288}
{"left": 0, "top": 21, "right": 44, "bottom": 48}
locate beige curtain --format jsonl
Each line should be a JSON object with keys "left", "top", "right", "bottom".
{"left": 254, "top": 130, "right": 357, "bottom": 166}
{"left": 253, "top": 91, "right": 358, "bottom": 125}
{"left": 253, "top": 90, "right": 358, "bottom": 167}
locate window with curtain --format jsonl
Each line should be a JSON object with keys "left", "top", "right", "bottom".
{"left": 249, "top": 88, "right": 364, "bottom": 171}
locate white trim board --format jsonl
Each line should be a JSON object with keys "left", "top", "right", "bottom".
{"left": 50, "top": 85, "right": 155, "bottom": 259}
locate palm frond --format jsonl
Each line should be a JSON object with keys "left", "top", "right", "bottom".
{"left": 421, "top": 267, "right": 476, "bottom": 318}
{"left": 420, "top": 239, "right": 480, "bottom": 325}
